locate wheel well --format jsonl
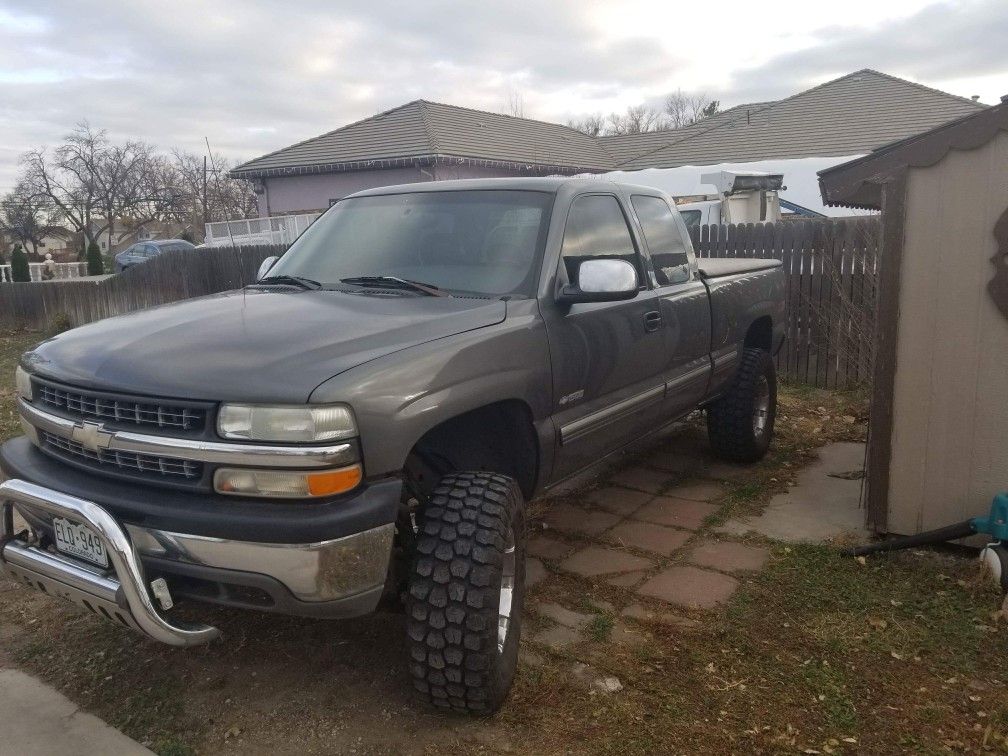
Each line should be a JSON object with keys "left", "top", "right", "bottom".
{"left": 744, "top": 316, "right": 773, "bottom": 352}
{"left": 405, "top": 400, "right": 538, "bottom": 500}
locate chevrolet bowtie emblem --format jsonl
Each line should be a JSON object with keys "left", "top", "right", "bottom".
{"left": 71, "top": 420, "right": 114, "bottom": 453}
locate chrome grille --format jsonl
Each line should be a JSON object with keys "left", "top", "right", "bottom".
{"left": 35, "top": 380, "right": 205, "bottom": 432}
{"left": 40, "top": 430, "right": 203, "bottom": 480}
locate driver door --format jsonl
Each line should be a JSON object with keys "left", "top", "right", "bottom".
{"left": 543, "top": 193, "right": 666, "bottom": 480}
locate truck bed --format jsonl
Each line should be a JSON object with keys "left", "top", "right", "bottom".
{"left": 697, "top": 258, "right": 782, "bottom": 279}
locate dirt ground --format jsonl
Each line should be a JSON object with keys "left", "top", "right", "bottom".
{"left": 2, "top": 330, "right": 1007, "bottom": 755}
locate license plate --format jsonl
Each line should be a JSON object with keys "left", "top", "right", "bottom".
{"left": 52, "top": 517, "right": 109, "bottom": 568}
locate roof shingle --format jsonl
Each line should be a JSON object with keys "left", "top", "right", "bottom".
{"left": 232, "top": 70, "right": 986, "bottom": 179}
{"left": 613, "top": 70, "right": 984, "bottom": 169}
{"left": 232, "top": 100, "right": 613, "bottom": 176}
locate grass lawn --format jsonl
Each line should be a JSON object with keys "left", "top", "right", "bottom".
{"left": 0, "top": 328, "right": 1006, "bottom": 754}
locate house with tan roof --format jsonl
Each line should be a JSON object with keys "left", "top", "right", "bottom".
{"left": 232, "top": 70, "right": 985, "bottom": 217}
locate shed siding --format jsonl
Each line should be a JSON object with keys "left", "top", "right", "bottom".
{"left": 887, "top": 131, "right": 1008, "bottom": 534}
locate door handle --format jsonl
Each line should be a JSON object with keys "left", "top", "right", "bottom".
{"left": 643, "top": 310, "right": 663, "bottom": 332}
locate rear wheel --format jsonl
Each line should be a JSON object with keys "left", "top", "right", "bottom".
{"left": 707, "top": 347, "right": 777, "bottom": 463}
{"left": 406, "top": 471, "right": 526, "bottom": 714}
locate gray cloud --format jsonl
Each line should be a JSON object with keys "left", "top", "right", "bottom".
{"left": 720, "top": 0, "right": 1008, "bottom": 103}
{"left": 0, "top": 0, "right": 1005, "bottom": 194}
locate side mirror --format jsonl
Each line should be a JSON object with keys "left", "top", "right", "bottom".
{"left": 256, "top": 256, "right": 279, "bottom": 281}
{"left": 556, "top": 258, "right": 639, "bottom": 305}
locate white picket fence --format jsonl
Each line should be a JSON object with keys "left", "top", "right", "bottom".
{"left": 0, "top": 262, "right": 89, "bottom": 283}
{"left": 204, "top": 212, "right": 320, "bottom": 248}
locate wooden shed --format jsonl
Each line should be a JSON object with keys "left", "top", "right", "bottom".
{"left": 819, "top": 101, "right": 1008, "bottom": 536}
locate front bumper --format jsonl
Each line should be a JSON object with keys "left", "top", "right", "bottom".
{"left": 0, "top": 440, "right": 402, "bottom": 645}
{"left": 1, "top": 478, "right": 219, "bottom": 646}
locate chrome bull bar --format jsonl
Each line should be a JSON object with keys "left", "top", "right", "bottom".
{"left": 0, "top": 478, "right": 219, "bottom": 647}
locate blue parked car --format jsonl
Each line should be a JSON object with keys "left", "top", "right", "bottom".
{"left": 114, "top": 239, "right": 195, "bottom": 273}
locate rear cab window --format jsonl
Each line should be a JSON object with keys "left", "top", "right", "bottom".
{"left": 631, "top": 195, "right": 693, "bottom": 286}
{"left": 561, "top": 194, "right": 646, "bottom": 289}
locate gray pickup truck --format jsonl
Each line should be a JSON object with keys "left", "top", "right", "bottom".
{"left": 1, "top": 177, "right": 784, "bottom": 713}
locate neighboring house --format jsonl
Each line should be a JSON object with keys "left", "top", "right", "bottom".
{"left": 89, "top": 221, "right": 132, "bottom": 255}
{"left": 36, "top": 227, "right": 76, "bottom": 259}
{"left": 232, "top": 69, "right": 984, "bottom": 217}
{"left": 231, "top": 99, "right": 611, "bottom": 215}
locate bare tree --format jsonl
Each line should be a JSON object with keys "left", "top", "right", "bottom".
{"left": 566, "top": 114, "right": 605, "bottom": 137}
{"left": 504, "top": 88, "right": 526, "bottom": 118}
{"left": 568, "top": 92, "right": 722, "bottom": 138}
{"left": 663, "top": 90, "right": 720, "bottom": 128}
{"left": 18, "top": 123, "right": 241, "bottom": 252}
{"left": 20, "top": 122, "right": 144, "bottom": 249}
{"left": 171, "top": 150, "right": 258, "bottom": 231}
{"left": 0, "top": 181, "right": 56, "bottom": 257}
{"left": 605, "top": 104, "right": 668, "bottom": 135}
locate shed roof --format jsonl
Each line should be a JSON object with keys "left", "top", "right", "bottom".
{"left": 231, "top": 100, "right": 614, "bottom": 178}
{"left": 611, "top": 70, "right": 984, "bottom": 170}
{"left": 819, "top": 99, "right": 1008, "bottom": 210}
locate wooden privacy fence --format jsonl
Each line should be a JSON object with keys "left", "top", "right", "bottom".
{"left": 691, "top": 218, "right": 880, "bottom": 389}
{"left": 0, "top": 245, "right": 282, "bottom": 331}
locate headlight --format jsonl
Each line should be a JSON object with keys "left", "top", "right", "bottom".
{"left": 15, "top": 365, "right": 32, "bottom": 402}
{"left": 217, "top": 403, "right": 357, "bottom": 442}
{"left": 214, "top": 464, "right": 363, "bottom": 498}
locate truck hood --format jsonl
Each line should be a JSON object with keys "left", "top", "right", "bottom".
{"left": 26, "top": 289, "right": 507, "bottom": 403}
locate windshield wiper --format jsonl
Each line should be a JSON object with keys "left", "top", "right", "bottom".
{"left": 340, "top": 276, "right": 447, "bottom": 297}
{"left": 256, "top": 274, "right": 322, "bottom": 290}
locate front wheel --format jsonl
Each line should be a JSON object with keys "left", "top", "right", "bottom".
{"left": 406, "top": 471, "right": 526, "bottom": 714}
{"left": 707, "top": 347, "right": 777, "bottom": 463}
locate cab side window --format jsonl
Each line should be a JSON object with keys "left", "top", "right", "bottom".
{"left": 561, "top": 195, "right": 643, "bottom": 287}
{"left": 631, "top": 195, "right": 691, "bottom": 286}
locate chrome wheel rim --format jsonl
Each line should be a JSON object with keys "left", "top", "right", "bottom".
{"left": 497, "top": 533, "right": 516, "bottom": 654}
{"left": 752, "top": 375, "right": 771, "bottom": 437}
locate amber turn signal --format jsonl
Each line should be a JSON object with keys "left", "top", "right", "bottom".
{"left": 214, "top": 463, "right": 363, "bottom": 498}
{"left": 306, "top": 465, "right": 363, "bottom": 496}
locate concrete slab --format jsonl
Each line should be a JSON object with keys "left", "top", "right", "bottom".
{"left": 605, "top": 520, "right": 692, "bottom": 556}
{"left": 717, "top": 442, "right": 869, "bottom": 544}
{"left": 608, "top": 622, "right": 648, "bottom": 646}
{"left": 535, "top": 602, "right": 593, "bottom": 628}
{"left": 526, "top": 557, "right": 548, "bottom": 588}
{"left": 636, "top": 565, "right": 739, "bottom": 609}
{"left": 641, "top": 447, "right": 702, "bottom": 475}
{"left": 632, "top": 497, "right": 719, "bottom": 531}
{"left": 527, "top": 535, "right": 575, "bottom": 561}
{"left": 583, "top": 486, "right": 651, "bottom": 516}
{"left": 608, "top": 466, "right": 673, "bottom": 494}
{"left": 532, "top": 624, "right": 582, "bottom": 650}
{"left": 560, "top": 546, "right": 654, "bottom": 578}
{"left": 663, "top": 480, "right": 726, "bottom": 502}
{"left": 605, "top": 570, "right": 649, "bottom": 588}
{"left": 542, "top": 503, "right": 621, "bottom": 536}
{"left": 686, "top": 540, "right": 770, "bottom": 573}
{"left": 0, "top": 668, "right": 153, "bottom": 755}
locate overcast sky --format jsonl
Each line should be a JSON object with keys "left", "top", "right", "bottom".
{"left": 1, "top": 0, "right": 1006, "bottom": 194}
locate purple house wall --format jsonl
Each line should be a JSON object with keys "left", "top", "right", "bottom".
{"left": 257, "top": 163, "right": 567, "bottom": 216}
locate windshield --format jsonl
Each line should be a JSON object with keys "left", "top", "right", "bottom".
{"left": 267, "top": 190, "right": 554, "bottom": 296}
